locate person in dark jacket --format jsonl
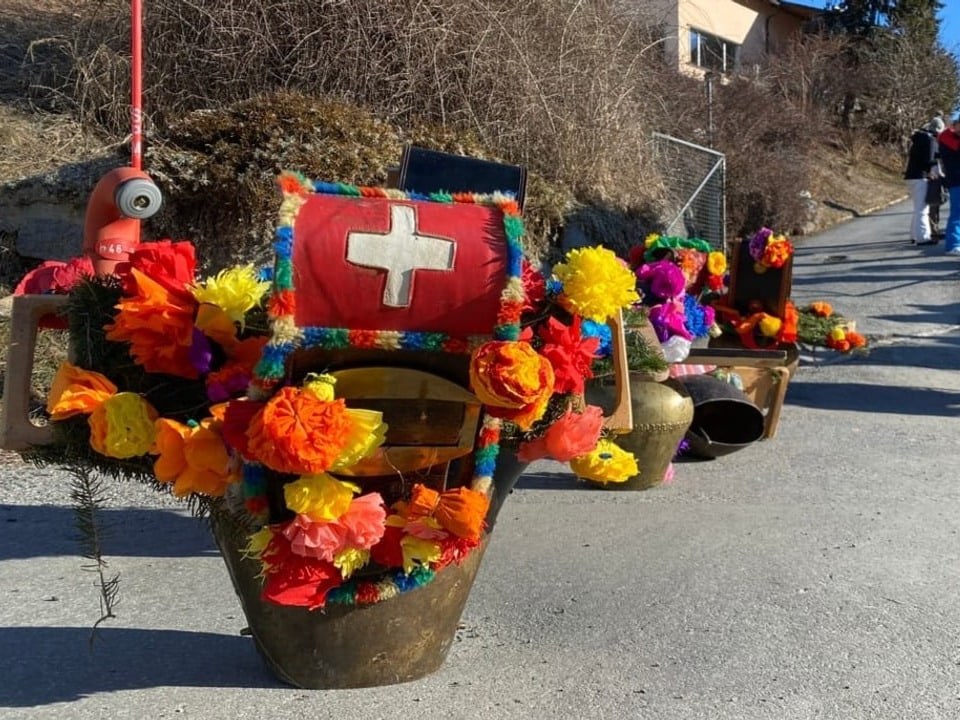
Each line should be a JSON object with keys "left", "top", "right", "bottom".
{"left": 937, "top": 114, "right": 960, "bottom": 255}
{"left": 904, "top": 116, "right": 943, "bottom": 245}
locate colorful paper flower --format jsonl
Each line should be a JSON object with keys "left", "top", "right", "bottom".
{"left": 104, "top": 268, "right": 200, "bottom": 378}
{"left": 469, "top": 340, "right": 555, "bottom": 430}
{"left": 244, "top": 378, "right": 387, "bottom": 475}
{"left": 261, "top": 548, "right": 341, "bottom": 610}
{"left": 637, "top": 259, "right": 687, "bottom": 300}
{"left": 809, "top": 301, "right": 833, "bottom": 317}
{"left": 553, "top": 247, "right": 639, "bottom": 322}
{"left": 151, "top": 415, "right": 239, "bottom": 497}
{"left": 120, "top": 240, "right": 197, "bottom": 299}
{"left": 517, "top": 405, "right": 604, "bottom": 462}
{"left": 521, "top": 258, "right": 547, "bottom": 314}
{"left": 405, "top": 484, "right": 490, "bottom": 541}
{"left": 191, "top": 264, "right": 270, "bottom": 326}
{"left": 748, "top": 227, "right": 794, "bottom": 272}
{"left": 246, "top": 387, "right": 354, "bottom": 474}
{"left": 46, "top": 361, "right": 118, "bottom": 420}
{"left": 570, "top": 439, "right": 639, "bottom": 484}
{"left": 88, "top": 392, "right": 158, "bottom": 459}
{"left": 536, "top": 316, "right": 600, "bottom": 394}
{"left": 284, "top": 473, "right": 358, "bottom": 521}
{"left": 706, "top": 251, "right": 727, "bottom": 276}
{"left": 281, "top": 492, "right": 386, "bottom": 563}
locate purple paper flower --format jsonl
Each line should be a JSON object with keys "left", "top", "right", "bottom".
{"left": 748, "top": 227, "right": 774, "bottom": 262}
{"left": 189, "top": 328, "right": 213, "bottom": 375}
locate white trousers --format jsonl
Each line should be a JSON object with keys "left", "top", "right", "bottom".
{"left": 909, "top": 178, "right": 930, "bottom": 243}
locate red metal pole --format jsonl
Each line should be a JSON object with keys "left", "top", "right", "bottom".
{"left": 130, "top": 0, "right": 143, "bottom": 169}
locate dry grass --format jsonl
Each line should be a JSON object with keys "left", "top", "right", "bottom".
{"left": 0, "top": 105, "right": 107, "bottom": 183}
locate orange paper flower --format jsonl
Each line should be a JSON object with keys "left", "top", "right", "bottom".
{"left": 152, "top": 415, "right": 238, "bottom": 497}
{"left": 406, "top": 484, "right": 490, "bottom": 541}
{"left": 246, "top": 387, "right": 354, "bottom": 474}
{"left": 46, "top": 361, "right": 118, "bottom": 420}
{"left": 469, "top": 340, "right": 555, "bottom": 430}
{"left": 846, "top": 330, "right": 867, "bottom": 349}
{"left": 809, "top": 301, "right": 833, "bottom": 317}
{"left": 105, "top": 268, "right": 200, "bottom": 378}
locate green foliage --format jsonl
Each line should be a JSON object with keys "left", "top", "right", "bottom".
{"left": 593, "top": 309, "right": 668, "bottom": 378}
{"left": 69, "top": 465, "right": 119, "bottom": 634}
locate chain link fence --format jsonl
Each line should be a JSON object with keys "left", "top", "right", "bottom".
{"left": 652, "top": 132, "right": 726, "bottom": 252}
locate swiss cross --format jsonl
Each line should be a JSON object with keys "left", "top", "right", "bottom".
{"left": 346, "top": 204, "right": 455, "bottom": 307}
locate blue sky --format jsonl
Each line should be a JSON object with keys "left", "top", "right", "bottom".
{"left": 801, "top": 1, "right": 959, "bottom": 51}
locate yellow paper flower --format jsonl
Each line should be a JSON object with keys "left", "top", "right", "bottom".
{"left": 644, "top": 233, "right": 661, "bottom": 248}
{"left": 553, "top": 246, "right": 639, "bottom": 322}
{"left": 400, "top": 535, "right": 442, "bottom": 574}
{"left": 191, "top": 264, "right": 269, "bottom": 326}
{"left": 284, "top": 473, "right": 359, "bottom": 521}
{"left": 88, "top": 392, "right": 158, "bottom": 459}
{"left": 570, "top": 439, "right": 639, "bottom": 484}
{"left": 243, "top": 527, "right": 275, "bottom": 562}
{"left": 758, "top": 315, "right": 782, "bottom": 338}
{"left": 332, "top": 408, "right": 389, "bottom": 471}
{"left": 706, "top": 251, "right": 727, "bottom": 276}
{"left": 829, "top": 326, "right": 847, "bottom": 341}
{"left": 334, "top": 547, "right": 370, "bottom": 578}
{"left": 302, "top": 373, "right": 337, "bottom": 402}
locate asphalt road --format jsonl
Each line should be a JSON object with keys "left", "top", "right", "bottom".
{"left": 2, "top": 199, "right": 960, "bottom": 719}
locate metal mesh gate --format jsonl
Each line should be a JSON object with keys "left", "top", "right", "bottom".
{"left": 652, "top": 132, "right": 726, "bottom": 252}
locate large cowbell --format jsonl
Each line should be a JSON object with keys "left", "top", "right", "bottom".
{"left": 280, "top": 192, "right": 511, "bottom": 489}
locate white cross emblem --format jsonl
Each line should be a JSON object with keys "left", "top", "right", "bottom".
{"left": 346, "top": 204, "right": 455, "bottom": 307}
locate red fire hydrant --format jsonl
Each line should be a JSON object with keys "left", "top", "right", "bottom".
{"left": 82, "top": 166, "right": 162, "bottom": 275}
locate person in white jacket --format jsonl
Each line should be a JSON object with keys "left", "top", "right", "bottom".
{"left": 903, "top": 115, "right": 944, "bottom": 245}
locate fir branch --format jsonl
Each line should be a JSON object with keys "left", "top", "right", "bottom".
{"left": 68, "top": 465, "right": 119, "bottom": 641}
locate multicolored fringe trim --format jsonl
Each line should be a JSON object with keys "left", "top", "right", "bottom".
{"left": 325, "top": 565, "right": 436, "bottom": 607}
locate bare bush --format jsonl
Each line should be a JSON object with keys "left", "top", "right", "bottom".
{"left": 9, "top": 0, "right": 929, "bottom": 254}
{"left": 34, "top": 0, "right": 665, "bottom": 206}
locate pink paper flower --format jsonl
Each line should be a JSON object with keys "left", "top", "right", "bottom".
{"left": 517, "top": 404, "right": 604, "bottom": 462}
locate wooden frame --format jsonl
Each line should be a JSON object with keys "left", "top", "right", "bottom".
{"left": 676, "top": 347, "right": 793, "bottom": 439}
{"left": 0, "top": 295, "right": 69, "bottom": 451}
{"left": 727, "top": 237, "right": 793, "bottom": 318}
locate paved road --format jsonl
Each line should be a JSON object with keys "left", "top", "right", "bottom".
{"left": 2, "top": 199, "right": 960, "bottom": 719}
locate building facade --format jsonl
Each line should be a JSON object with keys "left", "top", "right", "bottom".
{"left": 635, "top": 0, "right": 820, "bottom": 78}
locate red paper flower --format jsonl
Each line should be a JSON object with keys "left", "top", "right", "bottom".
{"left": 370, "top": 524, "right": 405, "bottom": 569}
{"left": 119, "top": 240, "right": 196, "bottom": 299}
{"left": 536, "top": 316, "right": 600, "bottom": 394}
{"left": 220, "top": 398, "right": 266, "bottom": 459}
{"left": 521, "top": 258, "right": 546, "bottom": 313}
{"left": 261, "top": 553, "right": 341, "bottom": 610}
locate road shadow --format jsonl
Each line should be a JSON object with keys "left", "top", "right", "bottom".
{"left": 0, "top": 626, "right": 278, "bottom": 706}
{"left": 0, "top": 505, "right": 217, "bottom": 561}
{"left": 787, "top": 378, "right": 960, "bottom": 417}
{"left": 515, "top": 472, "right": 582, "bottom": 491}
